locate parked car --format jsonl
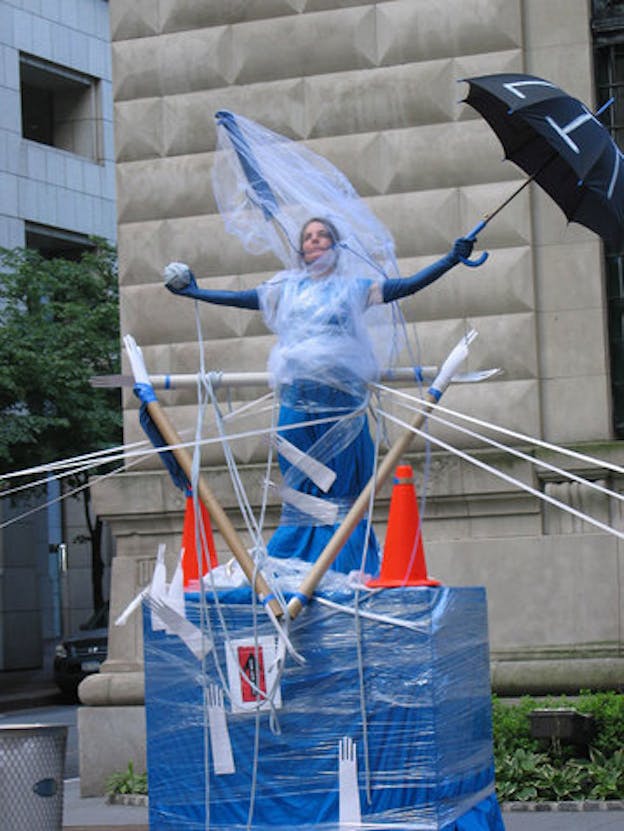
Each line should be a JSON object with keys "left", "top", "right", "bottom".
{"left": 53, "top": 604, "right": 108, "bottom": 700}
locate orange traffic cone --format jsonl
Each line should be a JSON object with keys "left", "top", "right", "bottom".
{"left": 367, "top": 464, "right": 440, "bottom": 588}
{"left": 181, "top": 492, "right": 218, "bottom": 589}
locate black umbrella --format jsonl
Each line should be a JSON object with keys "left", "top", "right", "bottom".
{"left": 462, "top": 72, "right": 624, "bottom": 249}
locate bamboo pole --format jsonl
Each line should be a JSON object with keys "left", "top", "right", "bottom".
{"left": 143, "top": 397, "right": 283, "bottom": 618}
{"left": 123, "top": 335, "right": 282, "bottom": 618}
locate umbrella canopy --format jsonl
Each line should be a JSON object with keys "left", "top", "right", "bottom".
{"left": 463, "top": 72, "right": 624, "bottom": 248}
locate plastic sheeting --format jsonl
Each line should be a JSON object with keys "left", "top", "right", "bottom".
{"left": 143, "top": 578, "right": 505, "bottom": 831}
{"left": 212, "top": 112, "right": 404, "bottom": 390}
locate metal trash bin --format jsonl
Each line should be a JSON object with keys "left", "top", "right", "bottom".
{"left": 0, "top": 724, "right": 68, "bottom": 831}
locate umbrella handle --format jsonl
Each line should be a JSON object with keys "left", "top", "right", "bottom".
{"left": 459, "top": 220, "right": 489, "bottom": 268}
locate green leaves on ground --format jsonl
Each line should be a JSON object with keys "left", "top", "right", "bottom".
{"left": 493, "top": 692, "right": 624, "bottom": 802}
{"left": 105, "top": 761, "right": 148, "bottom": 796}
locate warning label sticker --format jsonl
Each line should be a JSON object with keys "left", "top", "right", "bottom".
{"left": 225, "top": 636, "right": 283, "bottom": 712}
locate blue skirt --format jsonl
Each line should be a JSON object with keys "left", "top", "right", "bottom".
{"left": 268, "top": 383, "right": 380, "bottom": 576}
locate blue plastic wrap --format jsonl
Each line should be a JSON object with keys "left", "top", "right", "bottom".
{"left": 143, "top": 574, "right": 505, "bottom": 831}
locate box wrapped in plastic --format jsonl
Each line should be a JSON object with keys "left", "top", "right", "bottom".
{"left": 143, "top": 572, "right": 504, "bottom": 831}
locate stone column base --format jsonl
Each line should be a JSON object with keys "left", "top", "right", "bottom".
{"left": 78, "top": 702, "right": 146, "bottom": 796}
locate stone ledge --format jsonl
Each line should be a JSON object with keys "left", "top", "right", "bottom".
{"left": 502, "top": 801, "right": 624, "bottom": 812}
{"left": 104, "top": 795, "right": 624, "bottom": 813}
{"left": 106, "top": 793, "right": 148, "bottom": 807}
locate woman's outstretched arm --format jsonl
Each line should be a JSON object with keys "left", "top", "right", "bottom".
{"left": 163, "top": 262, "right": 260, "bottom": 310}
{"left": 380, "top": 237, "right": 474, "bottom": 304}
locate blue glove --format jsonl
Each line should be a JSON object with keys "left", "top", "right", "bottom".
{"left": 450, "top": 237, "right": 475, "bottom": 263}
{"left": 163, "top": 262, "right": 198, "bottom": 297}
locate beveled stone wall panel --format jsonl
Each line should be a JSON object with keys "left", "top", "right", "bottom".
{"left": 374, "top": 0, "right": 522, "bottom": 66}
{"left": 538, "top": 308, "right": 608, "bottom": 380}
{"left": 535, "top": 241, "right": 605, "bottom": 313}
{"left": 399, "top": 246, "right": 534, "bottom": 322}
{"left": 116, "top": 154, "right": 215, "bottom": 224}
{"left": 523, "top": 0, "right": 596, "bottom": 105}
{"left": 231, "top": 6, "right": 378, "bottom": 85}
{"left": 112, "top": 27, "right": 235, "bottom": 102}
{"left": 109, "top": 1, "right": 160, "bottom": 42}
{"left": 411, "top": 312, "right": 539, "bottom": 382}
{"left": 114, "top": 53, "right": 524, "bottom": 164}
{"left": 541, "top": 376, "right": 612, "bottom": 444}
{"left": 114, "top": 99, "right": 166, "bottom": 162}
{"left": 116, "top": 120, "right": 518, "bottom": 226}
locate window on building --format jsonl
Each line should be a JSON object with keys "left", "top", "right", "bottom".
{"left": 592, "top": 1, "right": 624, "bottom": 436}
{"left": 20, "top": 53, "right": 102, "bottom": 162}
{"left": 25, "top": 222, "right": 95, "bottom": 261}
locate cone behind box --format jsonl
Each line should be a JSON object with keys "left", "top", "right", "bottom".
{"left": 181, "top": 493, "right": 218, "bottom": 588}
{"left": 367, "top": 464, "right": 440, "bottom": 588}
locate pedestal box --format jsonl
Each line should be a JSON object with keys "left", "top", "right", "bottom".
{"left": 143, "top": 585, "right": 504, "bottom": 831}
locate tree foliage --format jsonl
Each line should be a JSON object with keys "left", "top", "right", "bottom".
{"left": 0, "top": 241, "right": 122, "bottom": 610}
{"left": 0, "top": 241, "right": 122, "bottom": 473}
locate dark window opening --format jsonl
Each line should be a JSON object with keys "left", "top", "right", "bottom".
{"left": 20, "top": 53, "right": 101, "bottom": 162}
{"left": 25, "top": 223, "right": 95, "bottom": 262}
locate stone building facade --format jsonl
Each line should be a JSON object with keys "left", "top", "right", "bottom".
{"left": 83, "top": 0, "right": 624, "bottom": 794}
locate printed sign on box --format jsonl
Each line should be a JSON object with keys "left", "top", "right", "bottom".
{"left": 225, "top": 636, "right": 283, "bottom": 712}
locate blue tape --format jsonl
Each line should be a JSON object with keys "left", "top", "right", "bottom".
{"left": 413, "top": 366, "right": 424, "bottom": 383}
{"left": 428, "top": 386, "right": 442, "bottom": 402}
{"left": 262, "top": 593, "right": 276, "bottom": 606}
{"left": 165, "top": 375, "right": 171, "bottom": 390}
{"left": 133, "top": 382, "right": 158, "bottom": 404}
{"left": 294, "top": 592, "right": 310, "bottom": 607}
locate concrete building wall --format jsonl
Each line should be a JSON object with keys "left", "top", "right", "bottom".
{"left": 0, "top": 0, "right": 116, "bottom": 248}
{"left": 82, "top": 0, "right": 624, "bottom": 795}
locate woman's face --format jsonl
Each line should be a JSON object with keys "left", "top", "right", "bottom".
{"left": 301, "top": 221, "right": 335, "bottom": 265}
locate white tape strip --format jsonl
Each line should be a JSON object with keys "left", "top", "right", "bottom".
{"left": 274, "top": 435, "right": 336, "bottom": 492}
{"left": 206, "top": 685, "right": 236, "bottom": 775}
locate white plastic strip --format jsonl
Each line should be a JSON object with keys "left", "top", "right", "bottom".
{"left": 278, "top": 484, "right": 339, "bottom": 524}
{"left": 380, "top": 408, "right": 624, "bottom": 541}
{"left": 114, "top": 587, "right": 148, "bottom": 627}
{"left": 381, "top": 395, "right": 624, "bottom": 506}
{"left": 274, "top": 434, "right": 336, "bottom": 492}
{"left": 146, "top": 595, "right": 213, "bottom": 661}
{"left": 149, "top": 544, "right": 168, "bottom": 633}
{"left": 374, "top": 383, "right": 624, "bottom": 477}
{"left": 206, "top": 685, "right": 236, "bottom": 775}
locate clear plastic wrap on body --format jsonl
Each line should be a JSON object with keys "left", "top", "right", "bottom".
{"left": 257, "top": 267, "right": 378, "bottom": 402}
{"left": 143, "top": 570, "right": 504, "bottom": 831}
{"left": 212, "top": 112, "right": 404, "bottom": 379}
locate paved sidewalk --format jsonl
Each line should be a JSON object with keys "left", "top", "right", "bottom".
{"left": 63, "top": 778, "right": 148, "bottom": 829}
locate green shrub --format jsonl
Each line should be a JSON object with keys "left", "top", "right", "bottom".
{"left": 105, "top": 761, "right": 148, "bottom": 796}
{"left": 493, "top": 692, "right": 624, "bottom": 802}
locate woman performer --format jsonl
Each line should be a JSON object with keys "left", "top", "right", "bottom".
{"left": 164, "top": 218, "right": 473, "bottom": 576}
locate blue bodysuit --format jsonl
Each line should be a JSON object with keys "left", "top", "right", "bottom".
{"left": 166, "top": 238, "right": 472, "bottom": 575}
